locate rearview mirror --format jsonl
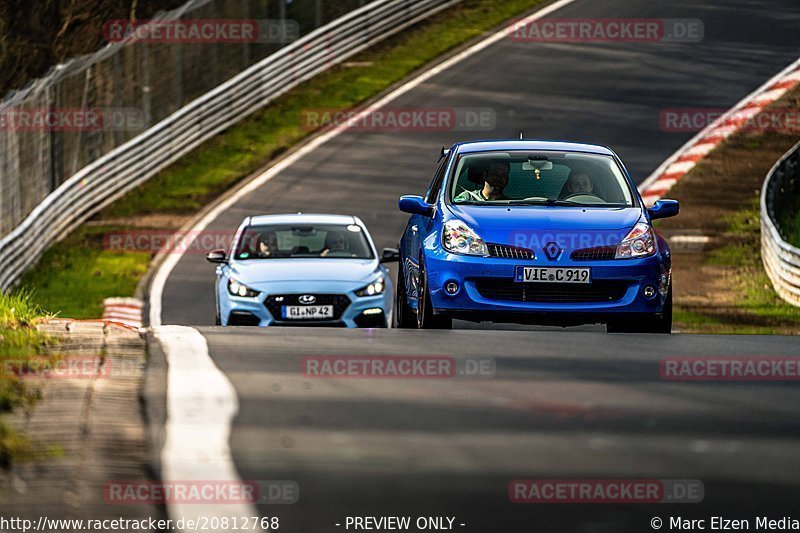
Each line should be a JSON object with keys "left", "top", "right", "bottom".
{"left": 522, "top": 160, "right": 554, "bottom": 171}
{"left": 380, "top": 248, "right": 400, "bottom": 263}
{"left": 399, "top": 195, "right": 434, "bottom": 217}
{"left": 206, "top": 249, "right": 228, "bottom": 264}
{"left": 648, "top": 199, "right": 680, "bottom": 220}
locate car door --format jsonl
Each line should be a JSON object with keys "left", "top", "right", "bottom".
{"left": 402, "top": 155, "right": 449, "bottom": 303}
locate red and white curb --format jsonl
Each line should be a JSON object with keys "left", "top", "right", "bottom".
{"left": 102, "top": 297, "right": 143, "bottom": 328}
{"left": 639, "top": 58, "right": 800, "bottom": 206}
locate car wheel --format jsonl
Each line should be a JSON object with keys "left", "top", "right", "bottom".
{"left": 416, "top": 263, "right": 452, "bottom": 330}
{"left": 607, "top": 284, "right": 673, "bottom": 334}
{"left": 394, "top": 264, "right": 416, "bottom": 329}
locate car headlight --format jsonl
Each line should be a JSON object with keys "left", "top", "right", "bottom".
{"left": 356, "top": 276, "right": 385, "bottom": 297}
{"left": 442, "top": 220, "right": 488, "bottom": 256}
{"left": 616, "top": 222, "right": 657, "bottom": 259}
{"left": 228, "top": 278, "right": 260, "bottom": 298}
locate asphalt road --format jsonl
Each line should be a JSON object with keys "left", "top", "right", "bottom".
{"left": 146, "top": 1, "right": 800, "bottom": 531}
{"left": 158, "top": 0, "right": 800, "bottom": 326}
{"left": 178, "top": 327, "right": 800, "bottom": 532}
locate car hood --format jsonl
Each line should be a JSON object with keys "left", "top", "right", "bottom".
{"left": 228, "top": 258, "right": 381, "bottom": 285}
{"left": 447, "top": 205, "right": 643, "bottom": 250}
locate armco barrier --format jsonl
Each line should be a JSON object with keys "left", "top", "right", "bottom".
{"left": 761, "top": 141, "right": 800, "bottom": 307}
{"left": 0, "top": 0, "right": 459, "bottom": 291}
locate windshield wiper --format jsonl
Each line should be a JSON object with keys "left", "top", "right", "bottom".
{"left": 545, "top": 199, "right": 629, "bottom": 208}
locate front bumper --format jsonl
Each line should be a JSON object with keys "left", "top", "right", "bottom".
{"left": 422, "top": 246, "right": 669, "bottom": 324}
{"left": 218, "top": 281, "right": 393, "bottom": 328}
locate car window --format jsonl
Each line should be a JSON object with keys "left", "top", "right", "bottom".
{"left": 425, "top": 157, "right": 449, "bottom": 203}
{"left": 234, "top": 224, "right": 374, "bottom": 260}
{"left": 449, "top": 151, "right": 634, "bottom": 206}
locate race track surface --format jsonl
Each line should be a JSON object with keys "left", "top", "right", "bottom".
{"left": 158, "top": 0, "right": 800, "bottom": 326}
{"left": 167, "top": 327, "right": 800, "bottom": 532}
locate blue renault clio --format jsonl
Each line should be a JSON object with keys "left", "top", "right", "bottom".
{"left": 396, "top": 140, "right": 679, "bottom": 333}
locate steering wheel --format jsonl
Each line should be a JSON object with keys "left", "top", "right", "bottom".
{"left": 563, "top": 192, "right": 603, "bottom": 201}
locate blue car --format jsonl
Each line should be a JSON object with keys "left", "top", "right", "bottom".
{"left": 206, "top": 214, "right": 397, "bottom": 327}
{"left": 396, "top": 140, "right": 679, "bottom": 333}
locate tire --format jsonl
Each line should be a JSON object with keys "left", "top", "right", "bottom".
{"left": 607, "top": 284, "right": 673, "bottom": 334}
{"left": 394, "top": 264, "right": 416, "bottom": 329}
{"left": 416, "top": 263, "right": 452, "bottom": 330}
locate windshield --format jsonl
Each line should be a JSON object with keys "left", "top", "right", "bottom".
{"left": 448, "top": 151, "right": 634, "bottom": 207}
{"left": 234, "top": 223, "right": 374, "bottom": 260}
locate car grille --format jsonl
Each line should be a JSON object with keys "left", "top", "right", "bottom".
{"left": 488, "top": 243, "right": 535, "bottom": 260}
{"left": 228, "top": 311, "right": 261, "bottom": 326}
{"left": 265, "top": 294, "right": 351, "bottom": 321}
{"left": 571, "top": 246, "right": 617, "bottom": 261}
{"left": 475, "top": 279, "right": 629, "bottom": 303}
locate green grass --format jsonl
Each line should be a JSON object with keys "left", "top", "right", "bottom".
{"left": 19, "top": 226, "right": 150, "bottom": 319}
{"left": 707, "top": 197, "right": 800, "bottom": 328}
{"left": 18, "top": 0, "right": 549, "bottom": 318}
{"left": 0, "top": 290, "right": 54, "bottom": 466}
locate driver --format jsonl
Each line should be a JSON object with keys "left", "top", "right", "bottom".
{"left": 565, "top": 171, "right": 594, "bottom": 195}
{"left": 321, "top": 230, "right": 350, "bottom": 257}
{"left": 455, "top": 160, "right": 511, "bottom": 202}
{"left": 257, "top": 231, "right": 280, "bottom": 257}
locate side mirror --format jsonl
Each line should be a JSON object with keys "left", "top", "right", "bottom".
{"left": 380, "top": 247, "right": 400, "bottom": 263}
{"left": 399, "top": 195, "right": 434, "bottom": 217}
{"left": 648, "top": 199, "right": 680, "bottom": 220}
{"left": 206, "top": 249, "right": 228, "bottom": 264}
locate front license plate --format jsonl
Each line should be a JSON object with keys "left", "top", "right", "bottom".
{"left": 515, "top": 266, "right": 591, "bottom": 284}
{"left": 282, "top": 305, "right": 334, "bottom": 320}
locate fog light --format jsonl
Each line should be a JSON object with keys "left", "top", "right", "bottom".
{"left": 362, "top": 308, "right": 383, "bottom": 315}
{"left": 445, "top": 281, "right": 459, "bottom": 295}
{"left": 643, "top": 285, "right": 657, "bottom": 299}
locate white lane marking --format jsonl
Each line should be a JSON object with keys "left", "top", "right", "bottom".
{"left": 638, "top": 56, "right": 800, "bottom": 194}
{"left": 148, "top": 0, "right": 580, "bottom": 326}
{"left": 664, "top": 160, "right": 696, "bottom": 175}
{"left": 682, "top": 143, "right": 717, "bottom": 158}
{"left": 155, "top": 325, "right": 261, "bottom": 531}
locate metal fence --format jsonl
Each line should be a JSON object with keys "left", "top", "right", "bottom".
{"left": 0, "top": 0, "right": 374, "bottom": 239}
{"left": 0, "top": 0, "right": 459, "bottom": 291}
{"left": 761, "top": 141, "right": 800, "bottom": 307}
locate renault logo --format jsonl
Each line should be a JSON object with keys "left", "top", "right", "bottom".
{"left": 544, "top": 242, "right": 563, "bottom": 261}
{"left": 298, "top": 294, "right": 316, "bottom": 305}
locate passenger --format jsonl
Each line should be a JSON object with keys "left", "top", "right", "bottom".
{"left": 321, "top": 230, "right": 350, "bottom": 257}
{"left": 564, "top": 171, "right": 594, "bottom": 195}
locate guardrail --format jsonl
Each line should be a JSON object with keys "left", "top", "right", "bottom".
{"left": 0, "top": 0, "right": 460, "bottom": 291}
{"left": 761, "top": 141, "right": 800, "bottom": 307}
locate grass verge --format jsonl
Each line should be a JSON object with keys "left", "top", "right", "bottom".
{"left": 660, "top": 85, "right": 800, "bottom": 334}
{"left": 0, "top": 290, "right": 54, "bottom": 466}
{"left": 17, "top": 0, "right": 548, "bottom": 318}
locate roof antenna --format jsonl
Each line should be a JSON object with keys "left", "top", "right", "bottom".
{"left": 519, "top": 131, "right": 524, "bottom": 140}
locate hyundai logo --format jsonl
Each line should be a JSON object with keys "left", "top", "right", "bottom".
{"left": 544, "top": 242, "right": 563, "bottom": 261}
{"left": 298, "top": 294, "right": 316, "bottom": 305}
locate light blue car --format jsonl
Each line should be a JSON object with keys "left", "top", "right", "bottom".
{"left": 206, "top": 214, "right": 397, "bottom": 327}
